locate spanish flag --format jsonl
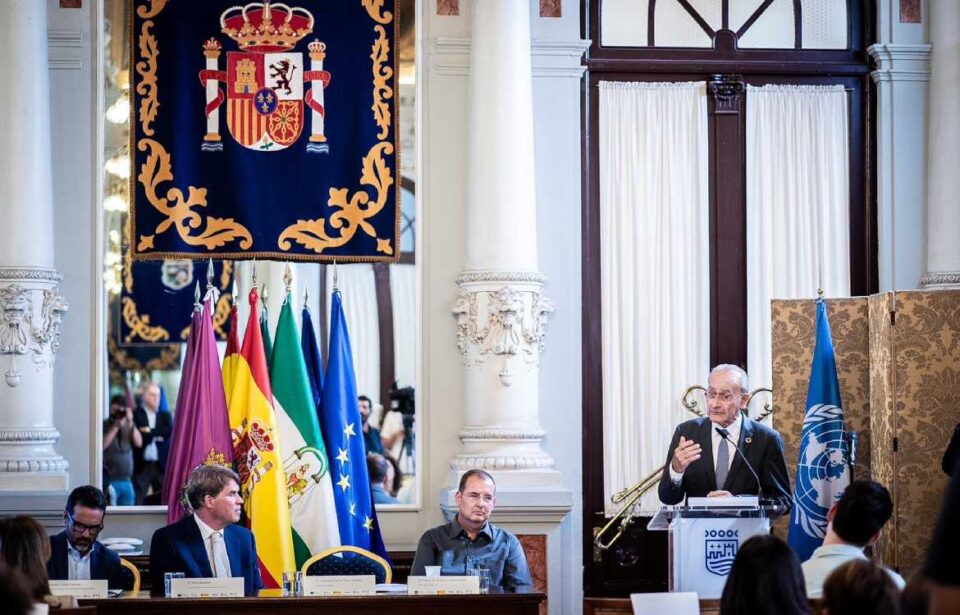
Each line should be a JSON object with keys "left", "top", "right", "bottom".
{"left": 226, "top": 288, "right": 295, "bottom": 588}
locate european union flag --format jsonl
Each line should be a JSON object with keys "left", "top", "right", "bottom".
{"left": 320, "top": 290, "right": 389, "bottom": 560}
{"left": 788, "top": 298, "right": 851, "bottom": 561}
{"left": 300, "top": 305, "right": 325, "bottom": 415}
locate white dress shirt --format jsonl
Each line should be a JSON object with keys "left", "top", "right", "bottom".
{"left": 67, "top": 542, "right": 92, "bottom": 581}
{"left": 670, "top": 413, "right": 743, "bottom": 483}
{"left": 194, "top": 514, "right": 232, "bottom": 578}
{"left": 802, "top": 543, "right": 905, "bottom": 598}
{"left": 142, "top": 407, "right": 159, "bottom": 462}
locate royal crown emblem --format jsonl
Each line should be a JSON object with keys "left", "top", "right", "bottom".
{"left": 199, "top": 2, "right": 331, "bottom": 153}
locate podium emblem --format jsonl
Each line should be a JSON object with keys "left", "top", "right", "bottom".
{"left": 704, "top": 538, "right": 738, "bottom": 576}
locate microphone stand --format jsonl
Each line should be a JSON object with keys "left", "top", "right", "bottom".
{"left": 716, "top": 427, "right": 772, "bottom": 515}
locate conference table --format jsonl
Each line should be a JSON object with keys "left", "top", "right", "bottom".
{"left": 80, "top": 588, "right": 546, "bottom": 615}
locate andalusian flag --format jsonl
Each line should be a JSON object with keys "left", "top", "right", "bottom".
{"left": 227, "top": 288, "right": 295, "bottom": 588}
{"left": 271, "top": 291, "right": 340, "bottom": 567}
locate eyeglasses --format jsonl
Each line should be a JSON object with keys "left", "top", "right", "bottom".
{"left": 706, "top": 390, "right": 741, "bottom": 403}
{"left": 462, "top": 493, "right": 494, "bottom": 506}
{"left": 67, "top": 512, "right": 104, "bottom": 535}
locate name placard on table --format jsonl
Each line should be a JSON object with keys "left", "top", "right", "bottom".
{"left": 408, "top": 576, "right": 480, "bottom": 595}
{"left": 49, "top": 579, "right": 109, "bottom": 599}
{"left": 169, "top": 577, "right": 244, "bottom": 598}
{"left": 302, "top": 575, "right": 376, "bottom": 596}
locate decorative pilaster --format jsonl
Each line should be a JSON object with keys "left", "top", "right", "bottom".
{"left": 449, "top": 0, "right": 559, "bottom": 487}
{"left": 920, "top": 0, "right": 960, "bottom": 289}
{"left": 0, "top": 0, "right": 69, "bottom": 489}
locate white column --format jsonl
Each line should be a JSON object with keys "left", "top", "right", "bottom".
{"left": 921, "top": 0, "right": 960, "bottom": 288}
{"left": 449, "top": 0, "right": 559, "bottom": 488}
{"left": 0, "top": 0, "right": 69, "bottom": 489}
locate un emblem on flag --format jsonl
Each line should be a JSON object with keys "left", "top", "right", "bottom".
{"left": 793, "top": 404, "right": 850, "bottom": 539}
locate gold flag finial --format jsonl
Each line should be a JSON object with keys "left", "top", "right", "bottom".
{"left": 283, "top": 263, "right": 293, "bottom": 292}
{"left": 251, "top": 259, "right": 258, "bottom": 288}
{"left": 206, "top": 258, "right": 214, "bottom": 288}
{"left": 303, "top": 284, "right": 309, "bottom": 308}
{"left": 261, "top": 283, "right": 269, "bottom": 306}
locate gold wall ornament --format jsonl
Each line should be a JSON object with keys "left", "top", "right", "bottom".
{"left": 135, "top": 21, "right": 159, "bottom": 136}
{"left": 137, "top": 138, "right": 253, "bottom": 252}
{"left": 121, "top": 296, "right": 170, "bottom": 343}
{"left": 108, "top": 335, "right": 181, "bottom": 372}
{"left": 371, "top": 25, "right": 394, "bottom": 139}
{"left": 362, "top": 0, "right": 393, "bottom": 24}
{"left": 136, "top": 0, "right": 169, "bottom": 20}
{"left": 278, "top": 141, "right": 394, "bottom": 253}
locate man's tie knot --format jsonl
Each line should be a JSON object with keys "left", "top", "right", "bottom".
{"left": 717, "top": 428, "right": 730, "bottom": 439}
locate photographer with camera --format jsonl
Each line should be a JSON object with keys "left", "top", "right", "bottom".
{"left": 381, "top": 383, "right": 416, "bottom": 476}
{"left": 102, "top": 394, "right": 142, "bottom": 505}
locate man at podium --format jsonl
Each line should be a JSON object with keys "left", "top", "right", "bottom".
{"left": 657, "top": 365, "right": 792, "bottom": 513}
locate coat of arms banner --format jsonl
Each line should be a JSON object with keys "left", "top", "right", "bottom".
{"left": 130, "top": 0, "right": 399, "bottom": 262}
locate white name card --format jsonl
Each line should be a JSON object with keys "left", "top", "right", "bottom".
{"left": 169, "top": 577, "right": 244, "bottom": 598}
{"left": 302, "top": 575, "right": 376, "bottom": 596}
{"left": 407, "top": 576, "right": 479, "bottom": 595}
{"left": 49, "top": 580, "right": 109, "bottom": 599}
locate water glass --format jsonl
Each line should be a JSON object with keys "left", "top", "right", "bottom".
{"left": 282, "top": 570, "right": 303, "bottom": 597}
{"left": 468, "top": 564, "right": 491, "bottom": 593}
{"left": 163, "top": 572, "right": 185, "bottom": 598}
{"left": 424, "top": 566, "right": 442, "bottom": 577}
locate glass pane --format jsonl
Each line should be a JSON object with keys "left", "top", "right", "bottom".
{"left": 600, "top": 0, "right": 648, "bottom": 47}
{"left": 736, "top": 0, "right": 795, "bottom": 49}
{"left": 801, "top": 0, "right": 847, "bottom": 49}
{"left": 654, "top": 1, "right": 713, "bottom": 48}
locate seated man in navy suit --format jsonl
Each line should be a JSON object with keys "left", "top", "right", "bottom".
{"left": 658, "top": 364, "right": 793, "bottom": 513}
{"left": 149, "top": 465, "right": 261, "bottom": 596}
{"left": 47, "top": 485, "right": 127, "bottom": 588}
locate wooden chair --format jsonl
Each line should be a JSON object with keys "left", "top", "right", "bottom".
{"left": 119, "top": 557, "right": 141, "bottom": 594}
{"left": 301, "top": 545, "right": 392, "bottom": 583}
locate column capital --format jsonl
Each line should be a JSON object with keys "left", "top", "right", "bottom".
{"left": 868, "top": 43, "right": 931, "bottom": 83}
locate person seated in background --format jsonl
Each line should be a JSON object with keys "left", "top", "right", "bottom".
{"left": 821, "top": 558, "right": 901, "bottom": 615}
{"left": 900, "top": 572, "right": 932, "bottom": 615}
{"left": 801, "top": 480, "right": 904, "bottom": 598}
{"left": 359, "top": 395, "right": 385, "bottom": 455}
{"left": 47, "top": 486, "right": 126, "bottom": 588}
{"left": 411, "top": 469, "right": 533, "bottom": 591}
{"left": 0, "top": 516, "right": 77, "bottom": 608}
{"left": 149, "top": 464, "right": 261, "bottom": 596}
{"left": 103, "top": 394, "right": 142, "bottom": 506}
{"left": 367, "top": 453, "right": 400, "bottom": 505}
{"left": 719, "top": 534, "right": 809, "bottom": 615}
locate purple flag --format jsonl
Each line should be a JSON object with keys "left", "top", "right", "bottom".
{"left": 163, "top": 299, "right": 235, "bottom": 524}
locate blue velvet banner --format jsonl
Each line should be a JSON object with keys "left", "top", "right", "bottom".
{"left": 130, "top": 0, "right": 399, "bottom": 262}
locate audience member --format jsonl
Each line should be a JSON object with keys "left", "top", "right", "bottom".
{"left": 0, "top": 516, "right": 76, "bottom": 608}
{"left": 47, "top": 485, "right": 126, "bottom": 588}
{"left": 411, "top": 469, "right": 533, "bottom": 591}
{"left": 384, "top": 453, "right": 405, "bottom": 499}
{"left": 0, "top": 564, "right": 33, "bottom": 615}
{"left": 821, "top": 558, "right": 901, "bottom": 615}
{"left": 133, "top": 382, "right": 172, "bottom": 505}
{"left": 103, "top": 394, "right": 142, "bottom": 505}
{"left": 719, "top": 534, "right": 809, "bottom": 615}
{"left": 367, "top": 453, "right": 400, "bottom": 504}
{"left": 149, "top": 464, "right": 261, "bottom": 596}
{"left": 802, "top": 480, "right": 904, "bottom": 597}
{"left": 925, "top": 454, "right": 960, "bottom": 615}
{"left": 359, "top": 395, "right": 385, "bottom": 455}
{"left": 900, "top": 572, "right": 932, "bottom": 615}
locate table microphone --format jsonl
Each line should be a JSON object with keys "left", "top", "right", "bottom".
{"left": 715, "top": 427, "right": 764, "bottom": 502}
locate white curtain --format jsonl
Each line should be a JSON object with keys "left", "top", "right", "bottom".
{"left": 389, "top": 264, "right": 417, "bottom": 390}
{"left": 599, "top": 81, "right": 711, "bottom": 515}
{"left": 325, "top": 264, "right": 380, "bottom": 409}
{"left": 746, "top": 85, "right": 850, "bottom": 398}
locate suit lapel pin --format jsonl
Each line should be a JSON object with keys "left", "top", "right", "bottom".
{"left": 745, "top": 437, "right": 752, "bottom": 444}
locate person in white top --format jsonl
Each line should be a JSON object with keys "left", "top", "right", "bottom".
{"left": 801, "top": 479, "right": 905, "bottom": 598}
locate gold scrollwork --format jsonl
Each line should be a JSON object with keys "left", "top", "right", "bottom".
{"left": 362, "top": 0, "right": 392, "bottom": 24}
{"left": 135, "top": 21, "right": 160, "bottom": 136}
{"left": 121, "top": 296, "right": 171, "bottom": 343}
{"left": 108, "top": 335, "right": 180, "bottom": 372}
{"left": 138, "top": 138, "right": 253, "bottom": 251}
{"left": 371, "top": 24, "right": 394, "bottom": 140}
{"left": 277, "top": 141, "right": 394, "bottom": 253}
{"left": 136, "top": 0, "right": 169, "bottom": 20}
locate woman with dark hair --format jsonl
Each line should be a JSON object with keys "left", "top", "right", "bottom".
{"left": 720, "top": 534, "right": 810, "bottom": 615}
{"left": 0, "top": 516, "right": 77, "bottom": 608}
{"left": 822, "top": 558, "right": 901, "bottom": 615}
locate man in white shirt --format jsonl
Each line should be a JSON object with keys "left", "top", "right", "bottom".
{"left": 802, "top": 479, "right": 905, "bottom": 598}
{"left": 658, "top": 364, "right": 792, "bottom": 512}
{"left": 46, "top": 486, "right": 126, "bottom": 588}
{"left": 133, "top": 383, "right": 172, "bottom": 504}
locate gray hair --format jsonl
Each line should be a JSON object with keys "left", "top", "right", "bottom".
{"left": 185, "top": 465, "right": 240, "bottom": 511}
{"left": 710, "top": 364, "right": 749, "bottom": 393}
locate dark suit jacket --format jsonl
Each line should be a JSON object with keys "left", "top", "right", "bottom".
{"left": 149, "top": 515, "right": 262, "bottom": 597}
{"left": 658, "top": 416, "right": 793, "bottom": 513}
{"left": 46, "top": 531, "right": 126, "bottom": 589}
{"left": 133, "top": 407, "right": 173, "bottom": 471}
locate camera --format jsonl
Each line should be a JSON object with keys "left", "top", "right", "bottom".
{"left": 389, "top": 382, "right": 415, "bottom": 416}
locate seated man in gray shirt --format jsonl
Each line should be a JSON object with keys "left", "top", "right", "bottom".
{"left": 411, "top": 469, "right": 533, "bottom": 591}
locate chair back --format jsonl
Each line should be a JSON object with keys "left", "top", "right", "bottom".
{"left": 301, "top": 546, "right": 392, "bottom": 584}
{"left": 119, "top": 557, "right": 141, "bottom": 594}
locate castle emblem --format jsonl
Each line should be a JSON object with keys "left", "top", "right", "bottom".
{"left": 199, "top": 2, "right": 331, "bottom": 153}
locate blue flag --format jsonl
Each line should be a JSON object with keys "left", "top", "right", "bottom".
{"left": 300, "top": 306, "right": 325, "bottom": 417}
{"left": 320, "top": 291, "right": 390, "bottom": 560}
{"left": 788, "top": 299, "right": 851, "bottom": 561}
